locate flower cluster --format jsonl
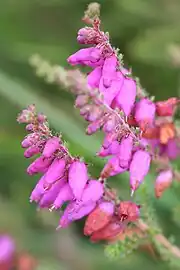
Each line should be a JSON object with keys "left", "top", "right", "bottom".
{"left": 66, "top": 13, "right": 180, "bottom": 198}
{"left": 17, "top": 105, "right": 140, "bottom": 241}
{"left": 18, "top": 2, "right": 180, "bottom": 255}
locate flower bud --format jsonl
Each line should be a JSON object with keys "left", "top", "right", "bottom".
{"left": 39, "top": 179, "right": 66, "bottom": 208}
{"left": 118, "top": 201, "right": 140, "bottom": 222}
{"left": 97, "top": 141, "right": 120, "bottom": 157}
{"left": 101, "top": 156, "right": 126, "bottom": 179}
{"left": 86, "top": 120, "right": 102, "bottom": 135}
{"left": 42, "top": 137, "right": 60, "bottom": 158}
{"left": 156, "top": 97, "right": 179, "bottom": 117}
{"left": 68, "top": 161, "right": 88, "bottom": 200}
{"left": 67, "top": 47, "right": 102, "bottom": 67}
{"left": 52, "top": 183, "right": 74, "bottom": 209}
{"left": 87, "top": 66, "right": 102, "bottom": 89}
{"left": 118, "top": 135, "right": 133, "bottom": 168}
{"left": 0, "top": 235, "right": 15, "bottom": 265}
{"left": 43, "top": 158, "right": 66, "bottom": 188}
{"left": 24, "top": 145, "right": 40, "bottom": 158}
{"left": 84, "top": 201, "right": 115, "bottom": 236}
{"left": 90, "top": 218, "right": 124, "bottom": 242}
{"left": 103, "top": 116, "right": 117, "bottom": 133}
{"left": 155, "top": 170, "right": 173, "bottom": 198}
{"left": 101, "top": 55, "right": 117, "bottom": 88}
{"left": 135, "top": 98, "right": 156, "bottom": 128}
{"left": 27, "top": 156, "right": 53, "bottom": 175}
{"left": 159, "top": 123, "right": 175, "bottom": 145}
{"left": 58, "top": 201, "right": 96, "bottom": 228}
{"left": 77, "top": 27, "right": 97, "bottom": 44}
{"left": 80, "top": 180, "right": 104, "bottom": 205}
{"left": 75, "top": 95, "right": 89, "bottom": 108}
{"left": 87, "top": 106, "right": 102, "bottom": 122}
{"left": 30, "top": 175, "right": 46, "bottom": 203}
{"left": 112, "top": 77, "right": 136, "bottom": 116}
{"left": 129, "top": 150, "right": 151, "bottom": 191}
{"left": 165, "top": 138, "right": 180, "bottom": 160}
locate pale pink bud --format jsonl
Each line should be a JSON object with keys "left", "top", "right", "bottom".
{"left": 0, "top": 235, "right": 15, "bottom": 263}
{"left": 43, "top": 158, "right": 66, "bottom": 188}
{"left": 86, "top": 120, "right": 102, "bottom": 135}
{"left": 80, "top": 104, "right": 92, "bottom": 116}
{"left": 68, "top": 161, "right": 88, "bottom": 200}
{"left": 155, "top": 170, "right": 173, "bottom": 198}
{"left": 75, "top": 95, "right": 89, "bottom": 108}
{"left": 24, "top": 145, "right": 40, "bottom": 158}
{"left": 118, "top": 135, "right": 133, "bottom": 168}
{"left": 101, "top": 156, "right": 126, "bottom": 178}
{"left": 39, "top": 179, "right": 66, "bottom": 208}
{"left": 77, "top": 27, "right": 97, "bottom": 44}
{"left": 52, "top": 183, "right": 74, "bottom": 209}
{"left": 27, "top": 156, "right": 53, "bottom": 175}
{"left": 103, "top": 116, "right": 117, "bottom": 133}
{"left": 87, "top": 66, "right": 102, "bottom": 89}
{"left": 97, "top": 141, "right": 120, "bottom": 157}
{"left": 37, "top": 113, "right": 47, "bottom": 123}
{"left": 42, "top": 137, "right": 60, "bottom": 158}
{"left": 130, "top": 150, "right": 151, "bottom": 191}
{"left": 26, "top": 124, "right": 34, "bottom": 132}
{"left": 87, "top": 106, "right": 102, "bottom": 122}
{"left": 135, "top": 98, "right": 156, "bottom": 126}
{"left": 112, "top": 77, "right": 136, "bottom": 116}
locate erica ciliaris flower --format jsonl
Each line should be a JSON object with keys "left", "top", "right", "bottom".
{"left": 18, "top": 3, "right": 180, "bottom": 245}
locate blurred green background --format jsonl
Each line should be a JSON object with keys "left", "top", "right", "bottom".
{"left": 1, "top": 0, "right": 180, "bottom": 269}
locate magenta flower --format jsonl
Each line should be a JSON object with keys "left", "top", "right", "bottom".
{"left": 87, "top": 66, "right": 102, "bottom": 89}
{"left": 112, "top": 76, "right": 136, "bottom": 116}
{"left": 67, "top": 47, "right": 103, "bottom": 67}
{"left": 129, "top": 150, "right": 151, "bottom": 192}
{"left": 30, "top": 175, "right": 46, "bottom": 203}
{"left": 100, "top": 55, "right": 117, "bottom": 88}
{"left": 118, "top": 135, "right": 133, "bottom": 168}
{"left": 52, "top": 183, "right": 74, "bottom": 209}
{"left": 101, "top": 78, "right": 123, "bottom": 106}
{"left": 43, "top": 158, "right": 66, "bottom": 188}
{"left": 42, "top": 137, "right": 60, "bottom": 158}
{"left": 27, "top": 156, "right": 53, "bottom": 175}
{"left": 68, "top": 161, "right": 88, "bottom": 200}
{"left": 101, "top": 156, "right": 126, "bottom": 179}
{"left": 58, "top": 201, "right": 96, "bottom": 228}
{"left": 24, "top": 145, "right": 40, "bottom": 158}
{"left": 135, "top": 98, "right": 156, "bottom": 127}
{"left": 39, "top": 179, "right": 66, "bottom": 208}
{"left": 97, "top": 140, "right": 120, "bottom": 157}
{"left": 80, "top": 180, "right": 104, "bottom": 205}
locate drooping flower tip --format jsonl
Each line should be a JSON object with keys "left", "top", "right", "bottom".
{"left": 155, "top": 170, "right": 173, "bottom": 198}
{"left": 68, "top": 160, "right": 88, "bottom": 200}
{"left": 129, "top": 150, "right": 151, "bottom": 192}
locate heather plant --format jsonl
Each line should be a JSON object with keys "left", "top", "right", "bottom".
{"left": 17, "top": 2, "right": 180, "bottom": 266}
